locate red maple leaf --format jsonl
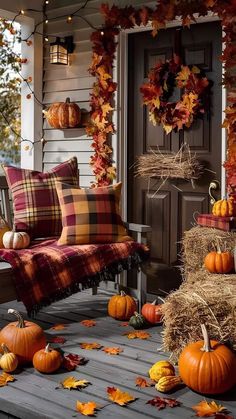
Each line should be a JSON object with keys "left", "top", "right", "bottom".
{"left": 62, "top": 353, "right": 88, "bottom": 371}
{"left": 147, "top": 396, "right": 181, "bottom": 410}
{"left": 49, "top": 336, "right": 66, "bottom": 344}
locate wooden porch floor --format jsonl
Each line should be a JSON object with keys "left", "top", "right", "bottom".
{"left": 0, "top": 290, "right": 235, "bottom": 419}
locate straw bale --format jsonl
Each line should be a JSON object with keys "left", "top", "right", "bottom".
{"left": 182, "top": 226, "right": 236, "bottom": 275}
{"left": 162, "top": 269, "right": 236, "bottom": 363}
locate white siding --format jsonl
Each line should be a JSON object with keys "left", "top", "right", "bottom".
{"left": 43, "top": 0, "right": 155, "bottom": 186}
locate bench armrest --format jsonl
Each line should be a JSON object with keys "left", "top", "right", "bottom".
{"left": 125, "top": 223, "right": 152, "bottom": 233}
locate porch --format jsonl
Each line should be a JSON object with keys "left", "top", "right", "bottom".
{"left": 0, "top": 290, "right": 235, "bottom": 419}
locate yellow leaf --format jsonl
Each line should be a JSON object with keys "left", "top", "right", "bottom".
{"left": 176, "top": 66, "right": 191, "bottom": 83}
{"left": 123, "top": 331, "right": 150, "bottom": 340}
{"left": 93, "top": 115, "right": 108, "bottom": 130}
{"left": 101, "top": 103, "right": 114, "bottom": 117}
{"left": 163, "top": 124, "right": 173, "bottom": 135}
{"left": 61, "top": 376, "right": 90, "bottom": 390}
{"left": 76, "top": 401, "right": 98, "bottom": 416}
{"left": 102, "top": 347, "right": 123, "bottom": 355}
{"left": 192, "top": 400, "right": 227, "bottom": 417}
{"left": 149, "top": 112, "right": 157, "bottom": 126}
{"left": 80, "top": 342, "right": 102, "bottom": 350}
{"left": 0, "top": 372, "right": 15, "bottom": 387}
{"left": 107, "top": 386, "right": 136, "bottom": 406}
{"left": 191, "top": 65, "right": 201, "bottom": 74}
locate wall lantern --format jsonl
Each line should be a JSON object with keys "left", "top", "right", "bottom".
{"left": 50, "top": 36, "right": 75, "bottom": 65}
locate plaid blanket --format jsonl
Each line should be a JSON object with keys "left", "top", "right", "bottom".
{"left": 197, "top": 213, "right": 236, "bottom": 231}
{"left": 0, "top": 239, "right": 149, "bottom": 316}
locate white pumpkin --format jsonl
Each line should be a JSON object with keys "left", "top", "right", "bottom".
{"left": 3, "top": 231, "right": 30, "bottom": 249}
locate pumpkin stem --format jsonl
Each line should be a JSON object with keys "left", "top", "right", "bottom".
{"left": 1, "top": 343, "right": 10, "bottom": 354}
{"left": 65, "top": 97, "right": 71, "bottom": 103}
{"left": 215, "top": 237, "right": 222, "bottom": 254}
{"left": 134, "top": 311, "right": 139, "bottom": 316}
{"left": 7, "top": 309, "right": 25, "bottom": 328}
{"left": 200, "top": 324, "right": 212, "bottom": 352}
{"left": 151, "top": 300, "right": 157, "bottom": 305}
{"left": 120, "top": 291, "right": 126, "bottom": 297}
{"left": 45, "top": 343, "right": 51, "bottom": 353}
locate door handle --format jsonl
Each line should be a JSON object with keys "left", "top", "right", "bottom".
{"left": 209, "top": 180, "right": 220, "bottom": 205}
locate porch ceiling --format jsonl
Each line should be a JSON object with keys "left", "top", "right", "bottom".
{"left": 0, "top": 0, "right": 41, "bottom": 14}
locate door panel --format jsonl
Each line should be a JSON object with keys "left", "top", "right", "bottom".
{"left": 128, "top": 22, "right": 222, "bottom": 294}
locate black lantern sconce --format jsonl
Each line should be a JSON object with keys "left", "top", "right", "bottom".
{"left": 50, "top": 36, "right": 75, "bottom": 65}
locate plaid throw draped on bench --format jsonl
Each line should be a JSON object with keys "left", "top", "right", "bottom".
{"left": 0, "top": 240, "right": 149, "bottom": 316}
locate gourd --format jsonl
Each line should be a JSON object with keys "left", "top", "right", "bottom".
{"left": 204, "top": 250, "right": 234, "bottom": 274}
{"left": 212, "top": 197, "right": 235, "bottom": 217}
{"left": 44, "top": 97, "right": 81, "bottom": 129}
{"left": 0, "top": 344, "right": 18, "bottom": 372}
{"left": 141, "top": 300, "right": 163, "bottom": 324}
{"left": 178, "top": 324, "right": 236, "bottom": 394}
{"left": 149, "top": 360, "right": 175, "bottom": 382}
{"left": 0, "top": 217, "right": 10, "bottom": 248}
{"left": 33, "top": 343, "right": 63, "bottom": 373}
{"left": 0, "top": 309, "right": 46, "bottom": 365}
{"left": 108, "top": 291, "right": 136, "bottom": 320}
{"left": 3, "top": 231, "right": 30, "bottom": 250}
{"left": 155, "top": 376, "right": 182, "bottom": 393}
{"left": 128, "top": 312, "right": 147, "bottom": 329}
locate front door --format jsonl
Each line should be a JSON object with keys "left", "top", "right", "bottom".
{"left": 127, "top": 21, "right": 222, "bottom": 294}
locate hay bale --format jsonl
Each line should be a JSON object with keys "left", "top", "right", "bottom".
{"left": 182, "top": 226, "right": 236, "bottom": 275}
{"left": 162, "top": 269, "right": 236, "bottom": 362}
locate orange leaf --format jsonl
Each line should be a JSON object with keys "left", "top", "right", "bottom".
{"left": 135, "top": 377, "right": 153, "bottom": 388}
{"left": 80, "top": 342, "right": 102, "bottom": 350}
{"left": 80, "top": 320, "right": 96, "bottom": 327}
{"left": 102, "top": 347, "right": 123, "bottom": 355}
{"left": 60, "top": 376, "right": 90, "bottom": 390}
{"left": 192, "top": 401, "right": 227, "bottom": 417}
{"left": 124, "top": 330, "right": 150, "bottom": 340}
{"left": 0, "top": 372, "right": 15, "bottom": 387}
{"left": 101, "top": 102, "right": 114, "bottom": 117}
{"left": 76, "top": 401, "right": 98, "bottom": 416}
{"left": 50, "top": 323, "right": 67, "bottom": 330}
{"left": 107, "top": 387, "right": 136, "bottom": 406}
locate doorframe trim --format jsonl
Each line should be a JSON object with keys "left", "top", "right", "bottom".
{"left": 116, "top": 15, "right": 226, "bottom": 219}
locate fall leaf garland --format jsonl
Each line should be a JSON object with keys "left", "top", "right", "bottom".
{"left": 87, "top": 1, "right": 236, "bottom": 189}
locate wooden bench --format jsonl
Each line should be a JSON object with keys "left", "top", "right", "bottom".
{"left": 0, "top": 175, "right": 151, "bottom": 310}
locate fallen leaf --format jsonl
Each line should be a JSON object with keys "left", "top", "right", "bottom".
{"left": 50, "top": 323, "right": 67, "bottom": 330}
{"left": 0, "top": 372, "right": 15, "bottom": 387}
{"left": 107, "top": 386, "right": 136, "bottom": 406}
{"left": 123, "top": 330, "right": 151, "bottom": 339}
{"left": 192, "top": 401, "right": 227, "bottom": 417}
{"left": 147, "top": 396, "right": 181, "bottom": 410}
{"left": 62, "top": 353, "right": 87, "bottom": 371}
{"left": 215, "top": 414, "right": 234, "bottom": 419}
{"left": 49, "top": 336, "right": 66, "bottom": 344}
{"left": 102, "top": 347, "right": 123, "bottom": 355}
{"left": 119, "top": 322, "right": 129, "bottom": 327}
{"left": 60, "top": 376, "right": 90, "bottom": 390}
{"left": 80, "top": 342, "right": 102, "bottom": 350}
{"left": 76, "top": 401, "right": 98, "bottom": 416}
{"left": 80, "top": 320, "right": 97, "bottom": 327}
{"left": 135, "top": 377, "right": 153, "bottom": 388}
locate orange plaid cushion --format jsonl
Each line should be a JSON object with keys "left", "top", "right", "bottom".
{"left": 3, "top": 157, "right": 79, "bottom": 238}
{"left": 56, "top": 182, "right": 132, "bottom": 245}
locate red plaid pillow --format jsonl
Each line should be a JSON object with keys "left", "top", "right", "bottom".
{"left": 56, "top": 182, "right": 132, "bottom": 245}
{"left": 3, "top": 157, "right": 79, "bottom": 238}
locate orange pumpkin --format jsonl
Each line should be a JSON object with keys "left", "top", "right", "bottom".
{"left": 178, "top": 324, "right": 236, "bottom": 394}
{"left": 108, "top": 291, "right": 136, "bottom": 320}
{"left": 33, "top": 343, "right": 62, "bottom": 373}
{"left": 212, "top": 197, "right": 235, "bottom": 217}
{"left": 204, "top": 250, "right": 234, "bottom": 273}
{"left": 141, "top": 300, "right": 163, "bottom": 324}
{"left": 0, "top": 309, "right": 46, "bottom": 364}
{"left": 44, "top": 97, "right": 81, "bottom": 129}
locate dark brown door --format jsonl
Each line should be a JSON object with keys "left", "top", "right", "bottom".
{"left": 128, "top": 21, "right": 222, "bottom": 294}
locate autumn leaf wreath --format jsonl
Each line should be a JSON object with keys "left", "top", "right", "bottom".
{"left": 140, "top": 56, "right": 210, "bottom": 135}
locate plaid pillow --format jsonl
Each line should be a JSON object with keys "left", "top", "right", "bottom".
{"left": 3, "top": 157, "right": 78, "bottom": 238}
{"left": 56, "top": 182, "right": 132, "bottom": 245}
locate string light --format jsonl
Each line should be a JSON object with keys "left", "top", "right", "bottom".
{"left": 44, "top": 36, "right": 49, "bottom": 42}
{"left": 20, "top": 10, "right": 25, "bottom": 15}
{"left": 45, "top": 0, "right": 49, "bottom": 4}
{"left": 45, "top": 19, "right": 48, "bottom": 24}
{"left": 67, "top": 15, "right": 72, "bottom": 23}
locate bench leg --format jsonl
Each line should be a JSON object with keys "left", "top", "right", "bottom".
{"left": 137, "top": 268, "right": 147, "bottom": 313}
{"left": 91, "top": 286, "right": 97, "bottom": 295}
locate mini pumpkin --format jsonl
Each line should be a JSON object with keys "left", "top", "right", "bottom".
{"left": 0, "top": 343, "right": 18, "bottom": 372}
{"left": 178, "top": 324, "right": 236, "bottom": 394}
{"left": 108, "top": 291, "right": 136, "bottom": 320}
{"left": 204, "top": 250, "right": 234, "bottom": 274}
{"left": 0, "top": 309, "right": 46, "bottom": 365}
{"left": 212, "top": 197, "right": 235, "bottom": 217}
{"left": 3, "top": 231, "right": 30, "bottom": 249}
{"left": 149, "top": 360, "right": 175, "bottom": 382}
{"left": 141, "top": 300, "right": 163, "bottom": 324}
{"left": 129, "top": 312, "right": 147, "bottom": 329}
{"left": 44, "top": 97, "right": 81, "bottom": 129}
{"left": 33, "top": 343, "right": 63, "bottom": 373}
{"left": 0, "top": 216, "right": 10, "bottom": 248}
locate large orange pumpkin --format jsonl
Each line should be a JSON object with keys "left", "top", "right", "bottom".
{"left": 108, "top": 291, "right": 136, "bottom": 320}
{"left": 141, "top": 300, "right": 163, "bottom": 324}
{"left": 0, "top": 309, "right": 46, "bottom": 365}
{"left": 178, "top": 324, "right": 236, "bottom": 394}
{"left": 44, "top": 97, "right": 81, "bottom": 129}
{"left": 33, "top": 344, "right": 62, "bottom": 373}
{"left": 204, "top": 250, "right": 234, "bottom": 273}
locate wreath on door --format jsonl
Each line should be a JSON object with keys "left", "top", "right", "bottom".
{"left": 140, "top": 57, "right": 210, "bottom": 134}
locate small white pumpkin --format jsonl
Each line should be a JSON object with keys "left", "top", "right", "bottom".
{"left": 3, "top": 231, "right": 30, "bottom": 249}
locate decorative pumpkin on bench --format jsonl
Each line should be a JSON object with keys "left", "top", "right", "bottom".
{"left": 3, "top": 231, "right": 30, "bottom": 250}
{"left": 212, "top": 196, "right": 235, "bottom": 217}
{"left": 44, "top": 97, "right": 81, "bottom": 129}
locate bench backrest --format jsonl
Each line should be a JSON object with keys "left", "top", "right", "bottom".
{"left": 0, "top": 176, "right": 12, "bottom": 227}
